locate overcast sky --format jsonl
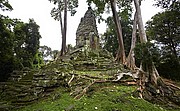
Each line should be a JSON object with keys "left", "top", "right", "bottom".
{"left": 2, "top": 0, "right": 162, "bottom": 50}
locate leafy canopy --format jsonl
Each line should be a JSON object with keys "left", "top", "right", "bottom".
{"left": 0, "top": 0, "right": 13, "bottom": 11}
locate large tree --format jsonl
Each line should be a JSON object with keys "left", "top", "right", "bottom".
{"left": 103, "top": 4, "right": 132, "bottom": 57}
{"left": 146, "top": 10, "right": 180, "bottom": 59}
{"left": 23, "top": 19, "right": 42, "bottom": 68}
{"left": 13, "top": 21, "right": 27, "bottom": 69}
{"left": 0, "top": 1, "right": 14, "bottom": 81}
{"left": 132, "top": 1, "right": 180, "bottom": 105}
{"left": 87, "top": 0, "right": 132, "bottom": 64}
{"left": 126, "top": 11, "right": 137, "bottom": 70}
{"left": 49, "top": 0, "right": 78, "bottom": 56}
{"left": 133, "top": 0, "right": 161, "bottom": 99}
{"left": 109, "top": 0, "right": 126, "bottom": 63}
{"left": 0, "top": 15, "right": 14, "bottom": 81}
{"left": 13, "top": 19, "right": 42, "bottom": 69}
{"left": 146, "top": 9, "right": 180, "bottom": 80}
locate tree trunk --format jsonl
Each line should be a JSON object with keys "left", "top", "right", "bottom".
{"left": 110, "top": 0, "right": 126, "bottom": 64}
{"left": 134, "top": 0, "right": 160, "bottom": 83}
{"left": 126, "top": 11, "right": 137, "bottom": 70}
{"left": 59, "top": 11, "right": 63, "bottom": 39}
{"left": 134, "top": 0, "right": 147, "bottom": 43}
{"left": 133, "top": 1, "right": 180, "bottom": 105}
{"left": 60, "top": 0, "right": 67, "bottom": 56}
{"left": 58, "top": 2, "right": 64, "bottom": 56}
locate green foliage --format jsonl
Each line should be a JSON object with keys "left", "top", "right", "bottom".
{"left": 39, "top": 45, "right": 53, "bottom": 60}
{"left": 49, "top": 0, "right": 79, "bottom": 21}
{"left": 134, "top": 42, "right": 161, "bottom": 70}
{"left": 146, "top": 10, "right": 180, "bottom": 58}
{"left": 87, "top": 0, "right": 107, "bottom": 13}
{"left": 13, "top": 19, "right": 42, "bottom": 69}
{"left": 68, "top": 0, "right": 79, "bottom": 16}
{"left": 102, "top": 17, "right": 119, "bottom": 56}
{"left": 33, "top": 52, "right": 44, "bottom": 69}
{"left": 0, "top": 15, "right": 14, "bottom": 81}
{"left": 0, "top": 0, "right": 13, "bottom": 11}
{"left": 157, "top": 56, "right": 180, "bottom": 81}
{"left": 13, "top": 21, "right": 27, "bottom": 69}
{"left": 86, "top": 0, "right": 133, "bottom": 23}
{"left": 146, "top": 9, "right": 180, "bottom": 80}
{"left": 154, "top": 0, "right": 180, "bottom": 10}
{"left": 0, "top": 15, "right": 42, "bottom": 81}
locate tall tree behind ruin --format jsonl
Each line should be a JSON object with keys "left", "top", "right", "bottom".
{"left": 133, "top": 1, "right": 180, "bottom": 103}
{"left": 87, "top": 0, "right": 132, "bottom": 64}
{"left": 126, "top": 11, "right": 137, "bottom": 70}
{"left": 109, "top": 0, "right": 126, "bottom": 63}
{"left": 49, "top": 0, "right": 78, "bottom": 56}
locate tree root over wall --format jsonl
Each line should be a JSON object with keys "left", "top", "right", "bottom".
{"left": 136, "top": 68, "right": 180, "bottom": 109}
{"left": 68, "top": 71, "right": 180, "bottom": 109}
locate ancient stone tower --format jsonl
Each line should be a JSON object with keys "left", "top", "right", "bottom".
{"left": 76, "top": 7, "right": 99, "bottom": 50}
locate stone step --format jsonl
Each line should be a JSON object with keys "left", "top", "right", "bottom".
{"left": 33, "top": 73, "right": 46, "bottom": 77}
{"left": 4, "top": 88, "right": 21, "bottom": 94}
{"left": 8, "top": 75, "right": 21, "bottom": 78}
{"left": 8, "top": 84, "right": 31, "bottom": 90}
{"left": 0, "top": 101, "right": 7, "bottom": 105}
{"left": 17, "top": 80, "right": 31, "bottom": 84}
{"left": 0, "top": 104, "right": 14, "bottom": 111}
{"left": 11, "top": 97, "right": 38, "bottom": 106}
{"left": 33, "top": 87, "right": 44, "bottom": 96}
{"left": 16, "top": 93, "right": 28, "bottom": 98}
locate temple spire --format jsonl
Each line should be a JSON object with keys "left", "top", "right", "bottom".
{"left": 88, "top": 2, "right": 91, "bottom": 8}
{"left": 76, "top": 6, "right": 99, "bottom": 50}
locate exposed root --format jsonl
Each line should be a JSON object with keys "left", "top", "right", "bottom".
{"left": 134, "top": 67, "right": 180, "bottom": 108}
{"left": 163, "top": 79, "right": 180, "bottom": 90}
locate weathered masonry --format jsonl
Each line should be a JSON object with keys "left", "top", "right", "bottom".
{"left": 76, "top": 7, "right": 99, "bottom": 50}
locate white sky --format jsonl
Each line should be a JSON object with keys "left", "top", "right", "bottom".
{"left": 2, "top": 0, "right": 162, "bottom": 50}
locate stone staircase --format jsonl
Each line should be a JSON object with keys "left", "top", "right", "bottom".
{"left": 0, "top": 62, "right": 73, "bottom": 110}
{"left": 0, "top": 48, "right": 125, "bottom": 110}
{"left": 0, "top": 70, "right": 39, "bottom": 110}
{"left": 69, "top": 47, "right": 122, "bottom": 72}
{"left": 0, "top": 52, "right": 72, "bottom": 109}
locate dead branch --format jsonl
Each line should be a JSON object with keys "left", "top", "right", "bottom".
{"left": 74, "top": 81, "right": 95, "bottom": 99}
{"left": 68, "top": 74, "right": 75, "bottom": 86}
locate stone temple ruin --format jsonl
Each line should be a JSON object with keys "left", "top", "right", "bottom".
{"left": 76, "top": 7, "right": 99, "bottom": 50}
{"left": 0, "top": 7, "right": 121, "bottom": 110}
{"left": 1, "top": 6, "right": 180, "bottom": 111}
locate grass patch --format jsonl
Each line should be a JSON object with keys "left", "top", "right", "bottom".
{"left": 16, "top": 83, "right": 179, "bottom": 111}
{"left": 74, "top": 70, "right": 116, "bottom": 79}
